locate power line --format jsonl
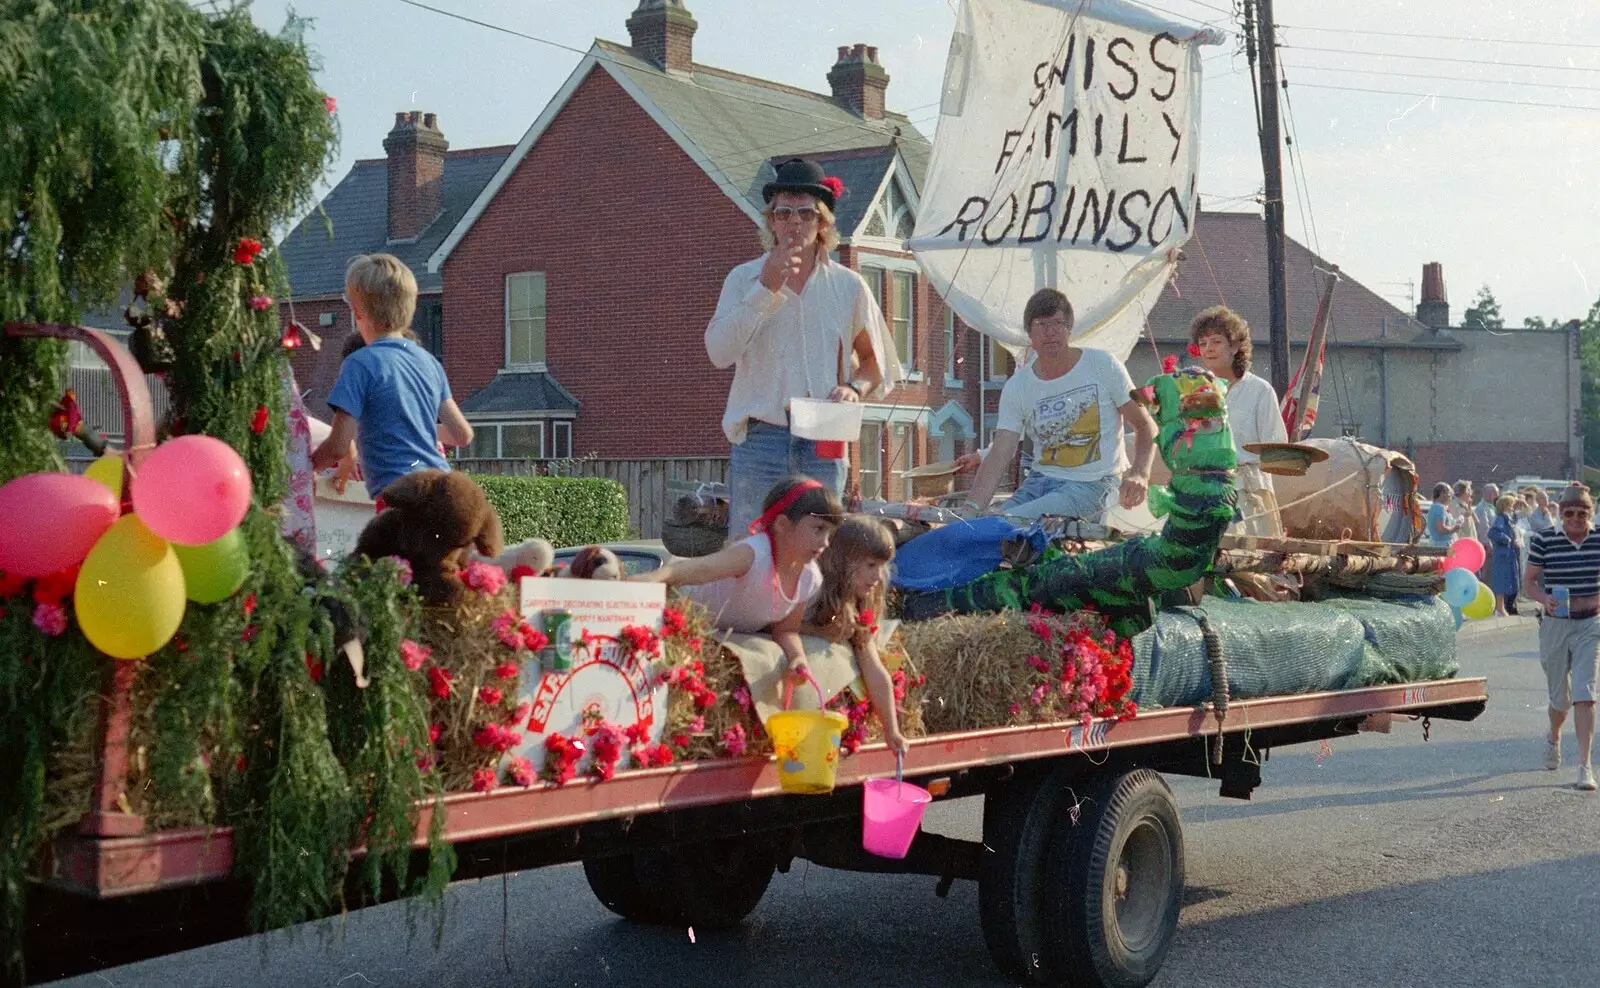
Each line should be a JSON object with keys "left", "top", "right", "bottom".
{"left": 1280, "top": 22, "right": 1600, "bottom": 52}
{"left": 1292, "top": 81, "right": 1600, "bottom": 112}
{"left": 1282, "top": 42, "right": 1600, "bottom": 74}
{"left": 1284, "top": 61, "right": 1600, "bottom": 95}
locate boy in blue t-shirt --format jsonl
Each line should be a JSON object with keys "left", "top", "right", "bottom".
{"left": 311, "top": 253, "right": 474, "bottom": 502}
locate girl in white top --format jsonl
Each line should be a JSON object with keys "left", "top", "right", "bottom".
{"left": 1192, "top": 306, "right": 1289, "bottom": 537}
{"left": 636, "top": 477, "right": 844, "bottom": 683}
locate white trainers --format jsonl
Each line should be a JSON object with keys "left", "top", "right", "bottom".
{"left": 1579, "top": 766, "right": 1597, "bottom": 792}
{"left": 1546, "top": 739, "right": 1562, "bottom": 771}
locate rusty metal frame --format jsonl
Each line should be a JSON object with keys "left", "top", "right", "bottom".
{"left": 5, "top": 322, "right": 158, "bottom": 839}
{"left": 39, "top": 676, "right": 1488, "bottom": 898}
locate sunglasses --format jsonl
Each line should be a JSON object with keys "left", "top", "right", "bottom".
{"left": 1563, "top": 509, "right": 1591, "bottom": 518}
{"left": 770, "top": 206, "right": 819, "bottom": 222}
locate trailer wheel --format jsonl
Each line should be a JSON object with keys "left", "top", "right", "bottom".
{"left": 978, "top": 767, "right": 1074, "bottom": 984}
{"left": 1042, "top": 769, "right": 1184, "bottom": 988}
{"left": 632, "top": 837, "right": 776, "bottom": 930}
{"left": 582, "top": 854, "right": 668, "bottom": 924}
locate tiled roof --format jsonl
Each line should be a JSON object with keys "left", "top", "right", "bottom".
{"left": 457, "top": 371, "right": 581, "bottom": 416}
{"left": 593, "top": 39, "right": 931, "bottom": 209}
{"left": 1153, "top": 212, "right": 1433, "bottom": 345}
{"left": 279, "top": 146, "right": 511, "bottom": 298}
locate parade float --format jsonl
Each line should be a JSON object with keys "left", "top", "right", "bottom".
{"left": 2, "top": 3, "right": 1488, "bottom": 987}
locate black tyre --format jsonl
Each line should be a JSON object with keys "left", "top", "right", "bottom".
{"left": 978, "top": 767, "right": 1077, "bottom": 984}
{"left": 631, "top": 837, "right": 776, "bottom": 930}
{"left": 1042, "top": 769, "right": 1184, "bottom": 988}
{"left": 583, "top": 853, "right": 669, "bottom": 923}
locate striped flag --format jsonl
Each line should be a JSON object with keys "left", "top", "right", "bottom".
{"left": 1280, "top": 337, "right": 1327, "bottom": 441}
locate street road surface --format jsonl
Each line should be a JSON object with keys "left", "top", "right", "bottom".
{"left": 50, "top": 625, "right": 1599, "bottom": 988}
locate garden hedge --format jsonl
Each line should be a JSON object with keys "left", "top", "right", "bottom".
{"left": 473, "top": 474, "right": 632, "bottom": 547}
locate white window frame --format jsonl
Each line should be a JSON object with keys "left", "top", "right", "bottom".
{"left": 552, "top": 420, "right": 573, "bottom": 459}
{"left": 504, "top": 272, "right": 547, "bottom": 371}
{"left": 943, "top": 308, "right": 960, "bottom": 387}
{"left": 980, "top": 334, "right": 1014, "bottom": 388}
{"left": 889, "top": 423, "right": 915, "bottom": 502}
{"left": 858, "top": 422, "right": 884, "bottom": 501}
{"left": 891, "top": 270, "right": 916, "bottom": 374}
{"left": 500, "top": 421, "right": 546, "bottom": 460}
{"left": 458, "top": 417, "right": 574, "bottom": 460}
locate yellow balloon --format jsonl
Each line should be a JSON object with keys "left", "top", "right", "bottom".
{"left": 74, "top": 514, "right": 187, "bottom": 659}
{"left": 1461, "top": 582, "right": 1495, "bottom": 621}
{"left": 83, "top": 453, "right": 125, "bottom": 499}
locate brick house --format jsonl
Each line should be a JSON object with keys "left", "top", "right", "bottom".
{"left": 278, "top": 0, "right": 984, "bottom": 503}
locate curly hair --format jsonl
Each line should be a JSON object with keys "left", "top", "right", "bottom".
{"left": 1190, "top": 305, "right": 1252, "bottom": 379}
{"left": 806, "top": 516, "right": 895, "bottom": 643}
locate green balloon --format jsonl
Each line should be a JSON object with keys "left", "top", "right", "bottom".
{"left": 172, "top": 528, "right": 249, "bottom": 604}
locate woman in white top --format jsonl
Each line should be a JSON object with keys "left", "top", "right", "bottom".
{"left": 1191, "top": 306, "right": 1289, "bottom": 537}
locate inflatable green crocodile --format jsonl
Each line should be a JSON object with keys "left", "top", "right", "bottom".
{"left": 900, "top": 368, "right": 1239, "bottom": 633}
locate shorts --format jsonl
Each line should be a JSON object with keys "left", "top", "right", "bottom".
{"left": 1537, "top": 614, "right": 1600, "bottom": 709}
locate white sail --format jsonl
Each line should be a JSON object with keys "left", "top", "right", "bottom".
{"left": 910, "top": 0, "right": 1225, "bottom": 360}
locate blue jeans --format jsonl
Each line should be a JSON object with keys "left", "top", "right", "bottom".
{"left": 999, "top": 471, "right": 1120, "bottom": 521}
{"left": 728, "top": 422, "right": 848, "bottom": 536}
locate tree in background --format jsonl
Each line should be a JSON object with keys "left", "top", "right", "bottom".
{"left": 1581, "top": 299, "right": 1600, "bottom": 470}
{"left": 1523, "top": 316, "right": 1569, "bottom": 329}
{"left": 1462, "top": 284, "right": 1505, "bottom": 329}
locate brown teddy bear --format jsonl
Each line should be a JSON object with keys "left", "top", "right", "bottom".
{"left": 353, "top": 469, "right": 504, "bottom": 604}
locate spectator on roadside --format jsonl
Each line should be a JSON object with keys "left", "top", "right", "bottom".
{"left": 1523, "top": 484, "right": 1600, "bottom": 791}
{"left": 1426, "top": 482, "right": 1459, "bottom": 547}
{"left": 1487, "top": 494, "right": 1521, "bottom": 617}
{"left": 1452, "top": 481, "right": 1478, "bottom": 542}
{"left": 705, "top": 158, "right": 902, "bottom": 536}
{"left": 1530, "top": 488, "right": 1556, "bottom": 533}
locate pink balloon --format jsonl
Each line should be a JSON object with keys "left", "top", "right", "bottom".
{"left": 131, "top": 436, "right": 252, "bottom": 546}
{"left": 1447, "top": 537, "right": 1485, "bottom": 572}
{"left": 0, "top": 473, "right": 120, "bottom": 577}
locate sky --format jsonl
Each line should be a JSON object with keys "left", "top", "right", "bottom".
{"left": 249, "top": 0, "right": 1600, "bottom": 326}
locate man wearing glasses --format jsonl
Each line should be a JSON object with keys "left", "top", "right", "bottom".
{"left": 705, "top": 158, "right": 903, "bottom": 537}
{"left": 1523, "top": 484, "right": 1600, "bottom": 791}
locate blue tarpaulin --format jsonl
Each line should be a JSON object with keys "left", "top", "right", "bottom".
{"left": 890, "top": 517, "right": 1048, "bottom": 591}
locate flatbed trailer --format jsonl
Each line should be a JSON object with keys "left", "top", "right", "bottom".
{"left": 29, "top": 675, "right": 1489, "bottom": 987}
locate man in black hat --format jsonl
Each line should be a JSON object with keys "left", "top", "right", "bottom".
{"left": 706, "top": 157, "right": 904, "bottom": 536}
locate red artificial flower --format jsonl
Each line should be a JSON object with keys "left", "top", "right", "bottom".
{"left": 428, "top": 722, "right": 443, "bottom": 744}
{"left": 494, "top": 661, "right": 520, "bottom": 680}
{"left": 1186, "top": 342, "right": 1202, "bottom": 357}
{"left": 473, "top": 724, "right": 505, "bottom": 750}
{"left": 250, "top": 404, "right": 269, "bottom": 434}
{"left": 233, "top": 238, "right": 264, "bottom": 265}
{"left": 31, "top": 603, "right": 66, "bottom": 637}
{"left": 662, "top": 607, "right": 688, "bottom": 637}
{"left": 461, "top": 561, "right": 507, "bottom": 596}
{"left": 242, "top": 592, "right": 257, "bottom": 617}
{"left": 0, "top": 571, "right": 27, "bottom": 599}
{"left": 507, "top": 701, "right": 532, "bottom": 727}
{"left": 492, "top": 611, "right": 524, "bottom": 650}
{"left": 618, "top": 624, "right": 661, "bottom": 658}
{"left": 48, "top": 390, "right": 83, "bottom": 440}
{"left": 522, "top": 626, "right": 549, "bottom": 652}
{"left": 172, "top": 635, "right": 189, "bottom": 654}
{"left": 470, "top": 768, "right": 498, "bottom": 793}
{"left": 507, "top": 756, "right": 535, "bottom": 787}
{"left": 324, "top": 96, "right": 338, "bottom": 114}
{"left": 400, "top": 639, "right": 431, "bottom": 671}
{"left": 427, "top": 666, "right": 454, "bottom": 698}
{"left": 240, "top": 624, "right": 259, "bottom": 643}
{"left": 508, "top": 564, "right": 536, "bottom": 583}
{"left": 384, "top": 556, "right": 414, "bottom": 587}
{"left": 304, "top": 652, "right": 324, "bottom": 683}
{"left": 235, "top": 756, "right": 248, "bottom": 774}
{"left": 1162, "top": 354, "right": 1179, "bottom": 374}
{"left": 819, "top": 176, "right": 845, "bottom": 199}
{"left": 281, "top": 320, "right": 321, "bottom": 352}
{"left": 32, "top": 567, "right": 77, "bottom": 607}
{"left": 478, "top": 686, "right": 504, "bottom": 706}
{"left": 672, "top": 733, "right": 691, "bottom": 748}
{"left": 247, "top": 295, "right": 274, "bottom": 312}
{"left": 721, "top": 724, "right": 747, "bottom": 757}
{"left": 624, "top": 722, "right": 650, "bottom": 746}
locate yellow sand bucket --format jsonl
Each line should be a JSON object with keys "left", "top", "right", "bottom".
{"left": 768, "top": 674, "right": 849, "bottom": 795}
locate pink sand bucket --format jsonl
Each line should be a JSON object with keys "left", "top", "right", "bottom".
{"left": 862, "top": 753, "right": 932, "bottom": 859}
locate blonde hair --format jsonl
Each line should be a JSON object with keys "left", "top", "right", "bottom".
{"left": 759, "top": 197, "right": 842, "bottom": 255}
{"left": 807, "top": 516, "right": 895, "bottom": 641}
{"left": 1495, "top": 494, "right": 1516, "bottom": 514}
{"left": 345, "top": 253, "right": 418, "bottom": 331}
{"left": 1190, "top": 306, "right": 1252, "bottom": 379}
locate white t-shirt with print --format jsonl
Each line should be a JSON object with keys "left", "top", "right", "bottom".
{"left": 995, "top": 348, "right": 1135, "bottom": 482}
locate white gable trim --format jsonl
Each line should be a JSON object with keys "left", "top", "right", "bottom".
{"left": 429, "top": 53, "right": 603, "bottom": 273}
{"left": 929, "top": 400, "right": 976, "bottom": 439}
{"left": 841, "top": 150, "right": 923, "bottom": 249}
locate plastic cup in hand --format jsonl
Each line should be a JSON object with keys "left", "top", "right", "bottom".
{"left": 1553, "top": 586, "right": 1570, "bottom": 618}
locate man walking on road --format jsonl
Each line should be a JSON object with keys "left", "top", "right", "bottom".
{"left": 1523, "top": 484, "right": 1600, "bottom": 791}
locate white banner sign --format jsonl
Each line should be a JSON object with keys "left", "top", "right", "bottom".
{"left": 910, "top": 0, "right": 1223, "bottom": 359}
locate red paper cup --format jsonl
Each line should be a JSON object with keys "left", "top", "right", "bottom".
{"left": 814, "top": 440, "right": 846, "bottom": 460}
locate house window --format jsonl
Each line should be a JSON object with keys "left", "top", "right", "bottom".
{"left": 891, "top": 271, "right": 914, "bottom": 370}
{"left": 506, "top": 272, "right": 547, "bottom": 367}
{"left": 981, "top": 336, "right": 1015, "bottom": 382}
{"left": 944, "top": 308, "right": 958, "bottom": 382}
{"left": 862, "top": 265, "right": 884, "bottom": 314}
{"left": 416, "top": 296, "right": 444, "bottom": 358}
{"left": 459, "top": 419, "right": 573, "bottom": 459}
{"left": 858, "top": 422, "right": 884, "bottom": 501}
{"left": 889, "top": 424, "right": 914, "bottom": 501}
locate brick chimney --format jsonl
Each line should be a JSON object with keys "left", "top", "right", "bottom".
{"left": 1416, "top": 261, "right": 1449, "bottom": 329}
{"left": 828, "top": 43, "right": 890, "bottom": 120}
{"left": 627, "top": 0, "right": 697, "bottom": 73}
{"left": 383, "top": 110, "right": 448, "bottom": 242}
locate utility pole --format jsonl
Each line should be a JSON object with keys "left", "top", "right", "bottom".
{"left": 1245, "top": 0, "right": 1291, "bottom": 396}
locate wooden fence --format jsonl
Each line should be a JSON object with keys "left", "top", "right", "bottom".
{"left": 453, "top": 457, "right": 729, "bottom": 540}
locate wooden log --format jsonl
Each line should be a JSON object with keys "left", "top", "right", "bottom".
{"left": 1212, "top": 548, "right": 1445, "bottom": 577}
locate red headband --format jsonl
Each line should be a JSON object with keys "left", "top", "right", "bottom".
{"left": 749, "top": 479, "right": 826, "bottom": 536}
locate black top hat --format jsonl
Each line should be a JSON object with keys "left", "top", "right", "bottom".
{"left": 762, "top": 157, "right": 842, "bottom": 211}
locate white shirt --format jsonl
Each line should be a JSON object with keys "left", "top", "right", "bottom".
{"left": 684, "top": 535, "right": 822, "bottom": 633}
{"left": 996, "top": 348, "right": 1135, "bottom": 482}
{"left": 1224, "top": 372, "right": 1288, "bottom": 465}
{"left": 705, "top": 253, "right": 904, "bottom": 445}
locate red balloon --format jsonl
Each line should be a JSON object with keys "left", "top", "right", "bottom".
{"left": 1447, "top": 538, "right": 1485, "bottom": 572}
{"left": 0, "top": 473, "right": 121, "bottom": 577}
{"left": 131, "top": 435, "right": 252, "bottom": 546}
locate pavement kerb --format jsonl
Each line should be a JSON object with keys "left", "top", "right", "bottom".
{"left": 1457, "top": 614, "right": 1538, "bottom": 642}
